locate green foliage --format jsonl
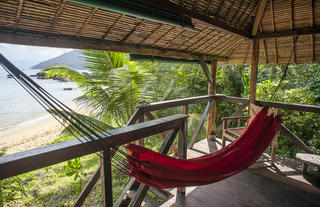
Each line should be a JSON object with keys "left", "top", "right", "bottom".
{"left": 63, "top": 158, "right": 85, "bottom": 181}
{"left": 0, "top": 176, "right": 27, "bottom": 206}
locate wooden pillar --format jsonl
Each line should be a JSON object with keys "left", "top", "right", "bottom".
{"left": 100, "top": 148, "right": 113, "bottom": 207}
{"left": 177, "top": 113, "right": 187, "bottom": 200}
{"left": 206, "top": 60, "right": 217, "bottom": 140}
{"left": 249, "top": 38, "right": 259, "bottom": 104}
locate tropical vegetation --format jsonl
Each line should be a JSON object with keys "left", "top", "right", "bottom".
{"left": 1, "top": 50, "right": 319, "bottom": 206}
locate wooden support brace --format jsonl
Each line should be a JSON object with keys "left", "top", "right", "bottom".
{"left": 188, "top": 101, "right": 211, "bottom": 149}
{"left": 199, "top": 58, "right": 212, "bottom": 83}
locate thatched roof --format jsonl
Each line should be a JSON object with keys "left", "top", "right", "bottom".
{"left": 0, "top": 0, "right": 319, "bottom": 65}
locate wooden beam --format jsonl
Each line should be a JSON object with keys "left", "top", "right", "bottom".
{"left": 249, "top": 38, "right": 259, "bottom": 103}
{"left": 14, "top": 0, "right": 24, "bottom": 31}
{"left": 139, "top": 95, "right": 220, "bottom": 112}
{"left": 102, "top": 14, "right": 124, "bottom": 40}
{"left": 0, "top": 28, "right": 227, "bottom": 62}
{"left": 77, "top": 8, "right": 97, "bottom": 38}
{"left": 256, "top": 26, "right": 320, "bottom": 39}
{"left": 136, "top": 0, "right": 252, "bottom": 39}
{"left": 251, "top": 0, "right": 268, "bottom": 36}
{"left": 0, "top": 114, "right": 187, "bottom": 179}
{"left": 120, "top": 20, "right": 145, "bottom": 43}
{"left": 48, "top": 0, "right": 66, "bottom": 34}
{"left": 199, "top": 58, "right": 213, "bottom": 83}
{"left": 206, "top": 61, "right": 217, "bottom": 140}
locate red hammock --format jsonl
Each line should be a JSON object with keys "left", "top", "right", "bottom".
{"left": 126, "top": 107, "right": 281, "bottom": 189}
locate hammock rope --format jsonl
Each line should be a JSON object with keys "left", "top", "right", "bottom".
{"left": 0, "top": 53, "right": 135, "bottom": 174}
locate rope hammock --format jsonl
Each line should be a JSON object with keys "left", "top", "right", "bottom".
{"left": 1, "top": 53, "right": 281, "bottom": 189}
{"left": 127, "top": 107, "right": 281, "bottom": 188}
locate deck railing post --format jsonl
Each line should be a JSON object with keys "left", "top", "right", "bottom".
{"left": 100, "top": 148, "right": 113, "bottom": 207}
{"left": 177, "top": 111, "right": 187, "bottom": 200}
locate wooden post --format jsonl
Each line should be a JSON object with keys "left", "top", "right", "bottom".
{"left": 249, "top": 38, "right": 259, "bottom": 104}
{"left": 177, "top": 112, "right": 187, "bottom": 201}
{"left": 206, "top": 60, "right": 217, "bottom": 140}
{"left": 100, "top": 148, "right": 113, "bottom": 207}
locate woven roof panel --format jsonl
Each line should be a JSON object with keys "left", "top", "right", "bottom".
{"left": 0, "top": 0, "right": 319, "bottom": 64}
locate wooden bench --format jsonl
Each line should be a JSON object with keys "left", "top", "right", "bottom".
{"left": 296, "top": 153, "right": 320, "bottom": 173}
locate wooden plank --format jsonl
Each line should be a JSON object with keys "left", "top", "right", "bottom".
{"left": 251, "top": 0, "right": 268, "bottom": 36}
{"left": 73, "top": 166, "right": 100, "bottom": 207}
{"left": 280, "top": 125, "right": 314, "bottom": 154}
{"left": 0, "top": 114, "right": 187, "bottom": 179}
{"left": 215, "top": 95, "right": 320, "bottom": 114}
{"left": 188, "top": 101, "right": 211, "bottom": 148}
{"left": 177, "top": 119, "right": 187, "bottom": 197}
{"left": 100, "top": 148, "right": 113, "bottom": 207}
{"left": 0, "top": 28, "right": 227, "bottom": 62}
{"left": 249, "top": 38, "right": 259, "bottom": 103}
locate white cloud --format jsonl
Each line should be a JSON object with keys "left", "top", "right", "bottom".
{"left": 0, "top": 43, "right": 73, "bottom": 69}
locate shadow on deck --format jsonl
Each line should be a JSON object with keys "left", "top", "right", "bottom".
{"left": 161, "top": 139, "right": 320, "bottom": 207}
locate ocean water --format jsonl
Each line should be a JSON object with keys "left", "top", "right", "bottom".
{"left": 0, "top": 68, "right": 83, "bottom": 131}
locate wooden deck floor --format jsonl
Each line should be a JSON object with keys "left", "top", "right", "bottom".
{"left": 161, "top": 139, "right": 320, "bottom": 207}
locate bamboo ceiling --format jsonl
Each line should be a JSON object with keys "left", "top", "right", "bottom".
{"left": 0, "top": 0, "right": 319, "bottom": 65}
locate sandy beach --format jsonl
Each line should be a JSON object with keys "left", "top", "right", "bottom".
{"left": 0, "top": 117, "right": 64, "bottom": 155}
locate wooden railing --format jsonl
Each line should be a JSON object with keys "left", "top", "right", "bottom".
{"left": 1, "top": 94, "right": 319, "bottom": 206}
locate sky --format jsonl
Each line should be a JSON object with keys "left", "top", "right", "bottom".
{"left": 0, "top": 43, "right": 72, "bottom": 69}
